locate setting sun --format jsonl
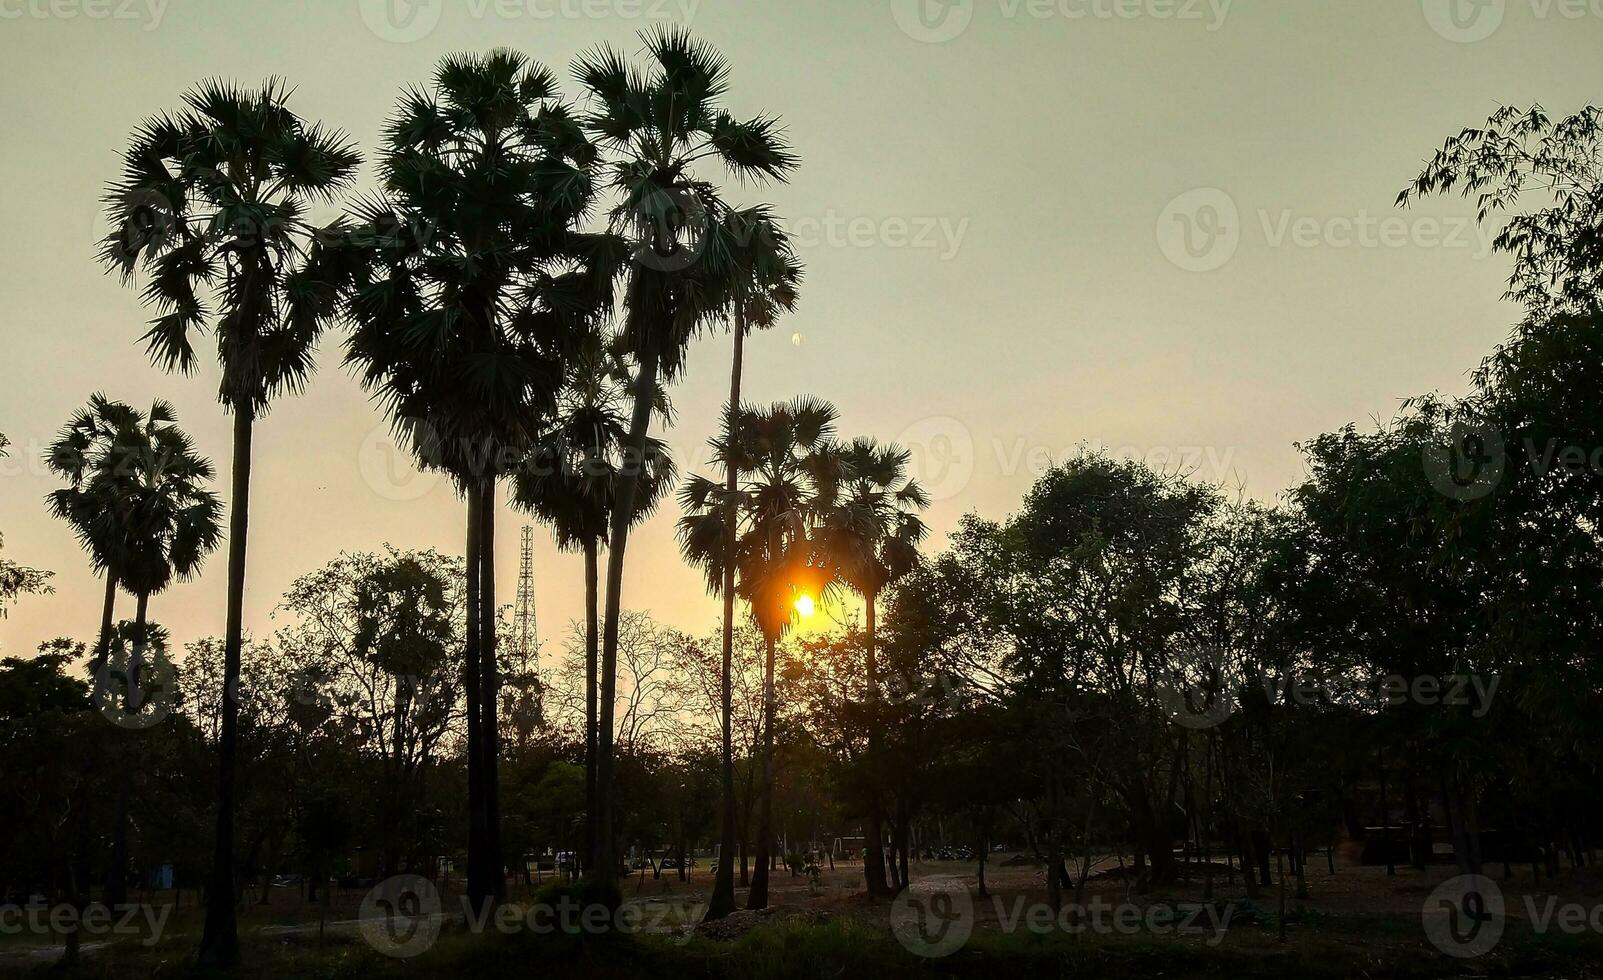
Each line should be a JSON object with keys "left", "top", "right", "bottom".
{"left": 794, "top": 594, "right": 816, "bottom": 618}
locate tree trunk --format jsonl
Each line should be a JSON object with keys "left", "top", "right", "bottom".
{"left": 583, "top": 538, "right": 600, "bottom": 876}
{"left": 479, "top": 478, "right": 503, "bottom": 901}
{"left": 107, "top": 590, "right": 151, "bottom": 908}
{"left": 1275, "top": 835, "right": 1288, "bottom": 944}
{"left": 862, "top": 593, "right": 891, "bottom": 897}
{"left": 1202, "top": 732, "right": 1215, "bottom": 901}
{"left": 1378, "top": 745, "right": 1396, "bottom": 875}
{"left": 597, "top": 335, "right": 662, "bottom": 884}
{"left": 464, "top": 488, "right": 487, "bottom": 905}
{"left": 1045, "top": 769, "right": 1063, "bottom": 911}
{"left": 95, "top": 572, "right": 118, "bottom": 667}
{"left": 707, "top": 313, "right": 745, "bottom": 922}
{"left": 895, "top": 802, "right": 913, "bottom": 891}
{"left": 199, "top": 406, "right": 253, "bottom": 968}
{"left": 748, "top": 633, "right": 777, "bottom": 909}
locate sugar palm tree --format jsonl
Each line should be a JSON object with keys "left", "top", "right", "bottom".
{"left": 679, "top": 397, "right": 840, "bottom": 909}
{"left": 703, "top": 207, "right": 801, "bottom": 918}
{"left": 819, "top": 439, "right": 930, "bottom": 896}
{"left": 338, "top": 50, "right": 621, "bottom": 906}
{"left": 100, "top": 78, "right": 359, "bottom": 964}
{"left": 43, "top": 394, "right": 141, "bottom": 667}
{"left": 45, "top": 396, "right": 221, "bottom": 907}
{"left": 575, "top": 25, "right": 798, "bottom": 880}
{"left": 510, "top": 328, "right": 675, "bottom": 873}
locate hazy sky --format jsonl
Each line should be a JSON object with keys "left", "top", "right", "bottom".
{"left": 2, "top": 0, "right": 1600, "bottom": 660}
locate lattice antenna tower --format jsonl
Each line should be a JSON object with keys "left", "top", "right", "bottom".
{"left": 515, "top": 524, "right": 539, "bottom": 674}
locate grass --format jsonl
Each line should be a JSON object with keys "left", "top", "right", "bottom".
{"left": 15, "top": 910, "right": 1603, "bottom": 980}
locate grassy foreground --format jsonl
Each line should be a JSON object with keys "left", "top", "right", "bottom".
{"left": 19, "top": 914, "right": 1603, "bottom": 980}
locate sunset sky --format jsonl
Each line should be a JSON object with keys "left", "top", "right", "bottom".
{"left": 2, "top": 0, "right": 1600, "bottom": 662}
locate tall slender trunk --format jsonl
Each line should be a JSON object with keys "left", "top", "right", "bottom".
{"left": 95, "top": 573, "right": 118, "bottom": 667}
{"left": 464, "top": 488, "right": 487, "bottom": 906}
{"left": 199, "top": 406, "right": 253, "bottom": 968}
{"left": 479, "top": 478, "right": 503, "bottom": 901}
{"left": 1202, "top": 731, "right": 1215, "bottom": 901}
{"left": 583, "top": 538, "right": 600, "bottom": 875}
{"left": 1378, "top": 745, "right": 1396, "bottom": 875}
{"left": 1045, "top": 766, "right": 1063, "bottom": 911}
{"left": 107, "top": 590, "right": 150, "bottom": 908}
{"left": 748, "top": 632, "right": 776, "bottom": 909}
{"left": 707, "top": 312, "right": 745, "bottom": 921}
{"left": 895, "top": 800, "right": 912, "bottom": 891}
{"left": 597, "top": 336, "right": 662, "bottom": 883}
{"left": 863, "top": 592, "right": 891, "bottom": 897}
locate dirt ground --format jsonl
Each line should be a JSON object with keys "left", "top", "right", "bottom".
{"left": 610, "top": 847, "right": 1603, "bottom": 934}
{"left": 6, "top": 849, "right": 1601, "bottom": 966}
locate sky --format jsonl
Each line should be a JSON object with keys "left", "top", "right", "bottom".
{"left": 2, "top": 0, "right": 1601, "bottom": 662}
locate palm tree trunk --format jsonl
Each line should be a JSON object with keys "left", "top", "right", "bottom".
{"left": 479, "top": 478, "right": 503, "bottom": 902}
{"left": 107, "top": 590, "right": 149, "bottom": 909}
{"left": 199, "top": 405, "right": 252, "bottom": 968}
{"left": 95, "top": 572, "right": 118, "bottom": 668}
{"left": 584, "top": 537, "right": 600, "bottom": 876}
{"left": 464, "top": 487, "right": 487, "bottom": 906}
{"left": 748, "top": 632, "right": 776, "bottom": 909}
{"left": 863, "top": 592, "right": 891, "bottom": 897}
{"left": 707, "top": 311, "right": 746, "bottom": 921}
{"left": 597, "top": 334, "right": 662, "bottom": 883}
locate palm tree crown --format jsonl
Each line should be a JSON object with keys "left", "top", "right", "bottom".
{"left": 822, "top": 438, "right": 931, "bottom": 602}
{"left": 574, "top": 25, "right": 798, "bottom": 379}
{"left": 341, "top": 50, "right": 624, "bottom": 485}
{"left": 679, "top": 396, "right": 842, "bottom": 639}
{"left": 511, "top": 329, "right": 676, "bottom": 549}
{"left": 45, "top": 396, "right": 222, "bottom": 601}
{"left": 100, "top": 78, "right": 361, "bottom": 412}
